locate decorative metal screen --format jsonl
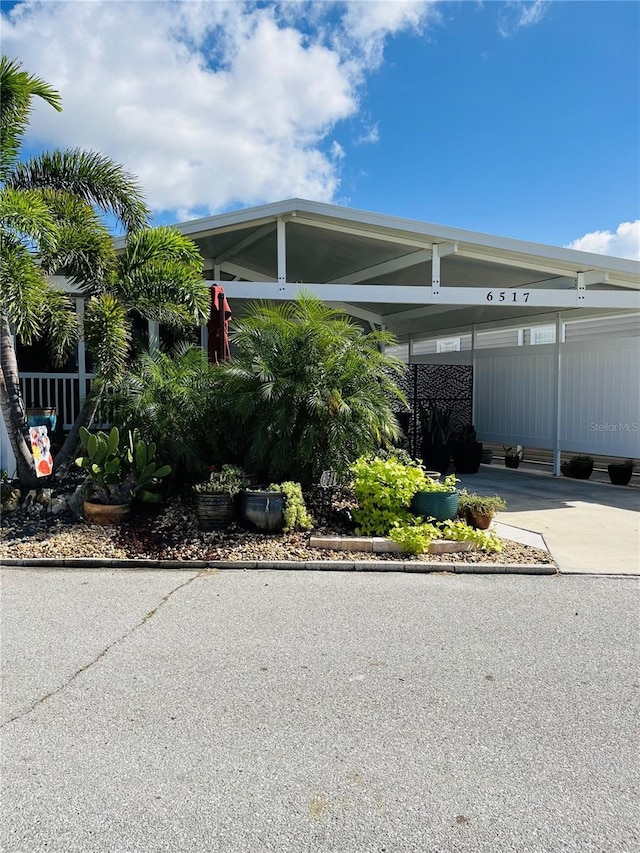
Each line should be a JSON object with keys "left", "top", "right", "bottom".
{"left": 394, "top": 364, "right": 473, "bottom": 458}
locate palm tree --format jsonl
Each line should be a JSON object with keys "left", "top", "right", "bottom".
{"left": 0, "top": 56, "right": 210, "bottom": 486}
{"left": 224, "top": 292, "right": 408, "bottom": 484}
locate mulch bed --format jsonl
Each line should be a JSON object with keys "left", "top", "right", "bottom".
{"left": 0, "top": 488, "right": 554, "bottom": 566}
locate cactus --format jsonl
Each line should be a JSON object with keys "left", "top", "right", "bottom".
{"left": 76, "top": 426, "right": 171, "bottom": 504}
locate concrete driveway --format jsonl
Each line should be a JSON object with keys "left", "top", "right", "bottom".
{"left": 456, "top": 466, "right": 640, "bottom": 574}
{"left": 1, "top": 568, "right": 638, "bottom": 852}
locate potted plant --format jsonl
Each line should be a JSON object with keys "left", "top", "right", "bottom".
{"left": 561, "top": 455, "right": 594, "bottom": 480}
{"left": 75, "top": 426, "right": 171, "bottom": 524}
{"left": 410, "top": 473, "right": 460, "bottom": 522}
{"left": 239, "top": 480, "right": 313, "bottom": 534}
{"left": 503, "top": 446, "right": 524, "bottom": 469}
{"left": 451, "top": 424, "right": 483, "bottom": 474}
{"left": 194, "top": 465, "right": 245, "bottom": 531}
{"left": 458, "top": 492, "right": 506, "bottom": 530}
{"left": 419, "top": 405, "right": 453, "bottom": 475}
{"left": 607, "top": 458, "right": 634, "bottom": 486}
{"left": 481, "top": 448, "right": 493, "bottom": 465}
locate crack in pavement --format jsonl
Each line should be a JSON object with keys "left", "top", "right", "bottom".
{"left": 1, "top": 570, "right": 208, "bottom": 728}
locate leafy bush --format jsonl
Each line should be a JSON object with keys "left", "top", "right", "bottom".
{"left": 223, "top": 294, "right": 407, "bottom": 484}
{"left": 417, "top": 473, "right": 458, "bottom": 493}
{"left": 110, "top": 344, "right": 245, "bottom": 481}
{"left": 351, "top": 455, "right": 428, "bottom": 536}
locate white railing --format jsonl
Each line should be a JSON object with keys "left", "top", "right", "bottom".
{"left": 19, "top": 372, "right": 100, "bottom": 430}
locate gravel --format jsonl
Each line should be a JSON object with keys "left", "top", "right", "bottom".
{"left": 0, "top": 495, "right": 554, "bottom": 565}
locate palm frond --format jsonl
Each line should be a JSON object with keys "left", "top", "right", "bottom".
{"left": 7, "top": 148, "right": 150, "bottom": 233}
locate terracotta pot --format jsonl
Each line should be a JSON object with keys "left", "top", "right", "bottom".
{"left": 466, "top": 510, "right": 493, "bottom": 530}
{"left": 83, "top": 500, "right": 131, "bottom": 525}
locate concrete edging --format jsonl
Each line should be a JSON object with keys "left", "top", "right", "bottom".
{"left": 0, "top": 557, "right": 558, "bottom": 575}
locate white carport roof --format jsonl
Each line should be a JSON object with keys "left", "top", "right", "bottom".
{"left": 170, "top": 198, "right": 640, "bottom": 338}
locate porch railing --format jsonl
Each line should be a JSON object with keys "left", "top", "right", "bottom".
{"left": 19, "top": 372, "right": 110, "bottom": 430}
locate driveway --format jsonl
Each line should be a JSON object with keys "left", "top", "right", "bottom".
{"left": 456, "top": 466, "right": 640, "bottom": 574}
{"left": 1, "top": 568, "right": 638, "bottom": 852}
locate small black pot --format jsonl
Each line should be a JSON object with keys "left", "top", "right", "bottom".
{"left": 452, "top": 441, "right": 483, "bottom": 475}
{"left": 607, "top": 463, "right": 633, "bottom": 486}
{"left": 481, "top": 449, "right": 493, "bottom": 465}
{"left": 561, "top": 460, "right": 593, "bottom": 480}
{"left": 505, "top": 456, "right": 520, "bottom": 469}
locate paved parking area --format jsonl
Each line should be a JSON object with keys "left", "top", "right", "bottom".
{"left": 457, "top": 466, "right": 640, "bottom": 574}
{"left": 2, "top": 568, "right": 638, "bottom": 852}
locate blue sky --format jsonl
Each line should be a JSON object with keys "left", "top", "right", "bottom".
{"left": 1, "top": 1, "right": 638, "bottom": 257}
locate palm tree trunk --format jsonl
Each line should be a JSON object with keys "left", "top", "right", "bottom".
{"left": 0, "top": 314, "right": 38, "bottom": 488}
{"left": 54, "top": 377, "right": 104, "bottom": 470}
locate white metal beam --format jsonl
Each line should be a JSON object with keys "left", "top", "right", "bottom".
{"left": 214, "top": 222, "right": 276, "bottom": 264}
{"left": 293, "top": 215, "right": 430, "bottom": 250}
{"left": 326, "top": 249, "right": 432, "bottom": 285}
{"left": 277, "top": 216, "right": 287, "bottom": 286}
{"left": 217, "top": 281, "right": 640, "bottom": 310}
{"left": 327, "top": 303, "right": 383, "bottom": 327}
{"left": 218, "top": 262, "right": 276, "bottom": 282}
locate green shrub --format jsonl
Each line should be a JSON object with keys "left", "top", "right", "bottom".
{"left": 417, "top": 473, "right": 459, "bottom": 493}
{"left": 390, "top": 518, "right": 503, "bottom": 555}
{"left": 351, "top": 455, "right": 428, "bottom": 536}
{"left": 223, "top": 293, "right": 407, "bottom": 484}
{"left": 457, "top": 491, "right": 506, "bottom": 515}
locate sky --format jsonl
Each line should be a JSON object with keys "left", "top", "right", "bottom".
{"left": 1, "top": 0, "right": 639, "bottom": 259}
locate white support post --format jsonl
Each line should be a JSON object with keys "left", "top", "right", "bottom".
{"left": 471, "top": 324, "right": 476, "bottom": 426}
{"left": 408, "top": 334, "right": 414, "bottom": 364}
{"left": 553, "top": 311, "right": 563, "bottom": 476}
{"left": 431, "top": 243, "right": 440, "bottom": 299}
{"left": 277, "top": 216, "right": 287, "bottom": 290}
{"left": 76, "top": 297, "right": 87, "bottom": 403}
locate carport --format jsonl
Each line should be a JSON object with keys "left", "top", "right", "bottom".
{"left": 175, "top": 198, "right": 640, "bottom": 473}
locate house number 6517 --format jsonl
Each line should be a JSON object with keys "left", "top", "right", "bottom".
{"left": 486, "top": 290, "right": 530, "bottom": 303}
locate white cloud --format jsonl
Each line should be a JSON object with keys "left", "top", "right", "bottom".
{"left": 565, "top": 221, "right": 640, "bottom": 261}
{"left": 498, "top": 0, "right": 549, "bottom": 38}
{"left": 1, "top": 0, "right": 436, "bottom": 219}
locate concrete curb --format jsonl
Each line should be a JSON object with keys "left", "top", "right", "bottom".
{"left": 0, "top": 557, "right": 558, "bottom": 575}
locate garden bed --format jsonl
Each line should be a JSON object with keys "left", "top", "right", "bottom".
{"left": 0, "top": 495, "right": 554, "bottom": 567}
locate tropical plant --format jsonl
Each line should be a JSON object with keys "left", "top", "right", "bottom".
{"left": 0, "top": 56, "right": 210, "bottom": 487}
{"left": 269, "top": 481, "right": 314, "bottom": 532}
{"left": 194, "top": 465, "right": 246, "bottom": 496}
{"left": 419, "top": 405, "right": 453, "bottom": 445}
{"left": 109, "top": 344, "right": 234, "bottom": 480}
{"left": 223, "top": 293, "right": 407, "bottom": 484}
{"left": 351, "top": 454, "right": 428, "bottom": 536}
{"left": 388, "top": 520, "right": 442, "bottom": 555}
{"left": 75, "top": 426, "right": 171, "bottom": 505}
{"left": 503, "top": 446, "right": 524, "bottom": 459}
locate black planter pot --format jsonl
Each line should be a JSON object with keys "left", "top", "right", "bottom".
{"left": 607, "top": 464, "right": 633, "bottom": 486}
{"left": 240, "top": 490, "right": 285, "bottom": 533}
{"left": 421, "top": 442, "right": 451, "bottom": 476}
{"left": 561, "top": 460, "right": 593, "bottom": 480}
{"left": 505, "top": 456, "right": 520, "bottom": 469}
{"left": 452, "top": 442, "right": 483, "bottom": 475}
{"left": 481, "top": 449, "right": 493, "bottom": 465}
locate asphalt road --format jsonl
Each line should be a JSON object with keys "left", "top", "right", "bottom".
{"left": 1, "top": 568, "right": 639, "bottom": 852}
